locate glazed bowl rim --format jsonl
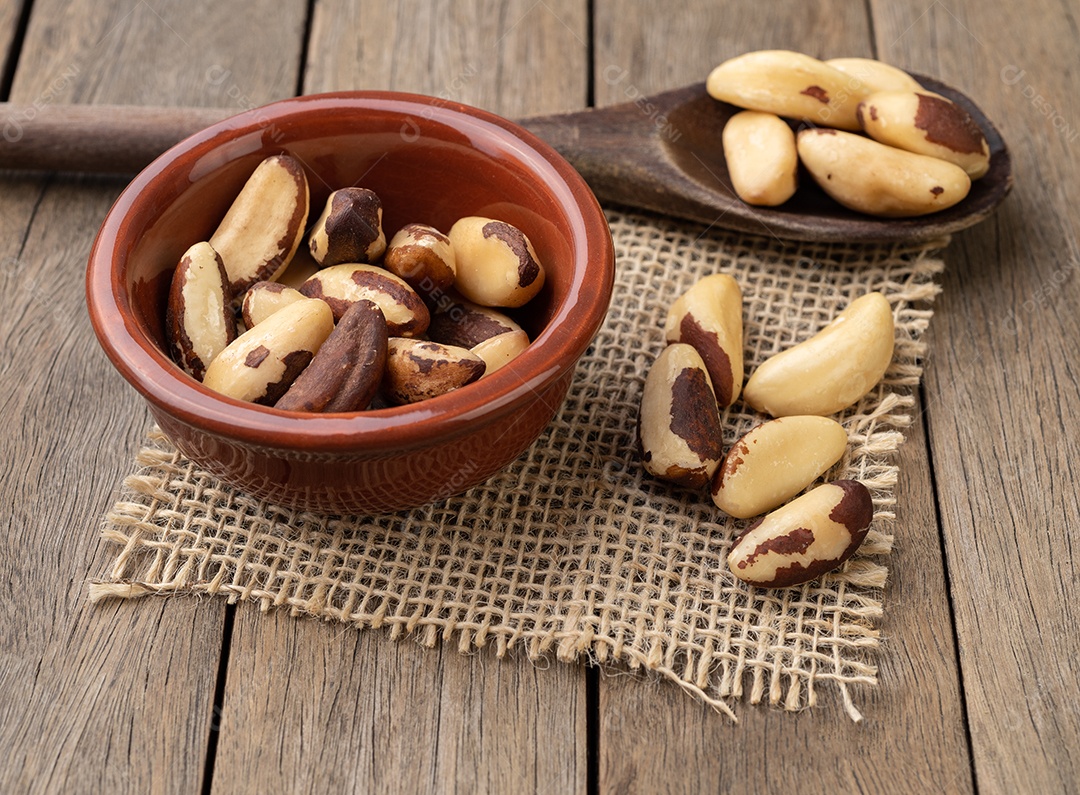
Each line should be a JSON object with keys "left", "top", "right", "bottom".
{"left": 87, "top": 91, "right": 614, "bottom": 454}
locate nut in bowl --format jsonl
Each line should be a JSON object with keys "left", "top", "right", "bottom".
{"left": 87, "top": 92, "right": 614, "bottom": 514}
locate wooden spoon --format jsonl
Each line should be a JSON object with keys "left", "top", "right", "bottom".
{"left": 0, "top": 76, "right": 1010, "bottom": 243}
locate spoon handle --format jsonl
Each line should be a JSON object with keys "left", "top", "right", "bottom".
{"left": 0, "top": 103, "right": 230, "bottom": 172}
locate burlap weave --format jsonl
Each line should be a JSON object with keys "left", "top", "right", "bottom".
{"left": 91, "top": 209, "right": 945, "bottom": 722}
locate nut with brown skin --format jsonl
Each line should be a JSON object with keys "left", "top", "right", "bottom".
{"left": 470, "top": 329, "right": 530, "bottom": 376}
{"left": 663, "top": 273, "right": 743, "bottom": 408}
{"left": 241, "top": 280, "right": 305, "bottom": 328}
{"left": 383, "top": 223, "right": 456, "bottom": 294}
{"left": 743, "top": 291, "right": 895, "bottom": 417}
{"left": 209, "top": 154, "right": 309, "bottom": 294}
{"left": 638, "top": 343, "right": 725, "bottom": 488}
{"left": 797, "top": 128, "right": 971, "bottom": 217}
{"left": 299, "top": 263, "right": 430, "bottom": 337}
{"left": 711, "top": 416, "right": 848, "bottom": 519}
{"left": 202, "top": 297, "right": 334, "bottom": 405}
{"left": 428, "top": 297, "right": 525, "bottom": 348}
{"left": 722, "top": 111, "right": 798, "bottom": 206}
{"left": 706, "top": 50, "right": 868, "bottom": 132}
{"left": 858, "top": 90, "right": 991, "bottom": 179}
{"left": 308, "top": 188, "right": 386, "bottom": 267}
{"left": 166, "top": 241, "right": 236, "bottom": 381}
{"left": 275, "top": 300, "right": 388, "bottom": 413}
{"left": 383, "top": 338, "right": 486, "bottom": 405}
{"left": 448, "top": 216, "right": 546, "bottom": 308}
{"left": 727, "top": 480, "right": 873, "bottom": 588}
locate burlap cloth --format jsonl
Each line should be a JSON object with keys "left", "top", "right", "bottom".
{"left": 90, "top": 209, "right": 945, "bottom": 722}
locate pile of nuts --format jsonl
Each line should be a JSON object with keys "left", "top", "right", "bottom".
{"left": 639, "top": 275, "right": 895, "bottom": 588}
{"left": 707, "top": 50, "right": 991, "bottom": 217}
{"left": 166, "top": 154, "right": 545, "bottom": 411}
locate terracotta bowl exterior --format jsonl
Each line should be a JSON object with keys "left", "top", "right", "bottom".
{"left": 87, "top": 92, "right": 614, "bottom": 514}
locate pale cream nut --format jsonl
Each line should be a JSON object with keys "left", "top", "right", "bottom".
{"left": 209, "top": 154, "right": 309, "bottom": 294}
{"left": 299, "top": 263, "right": 429, "bottom": 337}
{"left": 639, "top": 343, "right": 724, "bottom": 489}
{"left": 383, "top": 223, "right": 456, "bottom": 293}
{"left": 727, "top": 480, "right": 873, "bottom": 588}
{"left": 722, "top": 111, "right": 798, "bottom": 206}
{"left": 663, "top": 273, "right": 743, "bottom": 407}
{"left": 202, "top": 297, "right": 334, "bottom": 405}
{"left": 706, "top": 50, "right": 867, "bottom": 132}
{"left": 858, "top": 90, "right": 991, "bottom": 179}
{"left": 797, "top": 128, "right": 971, "bottom": 217}
{"left": 470, "top": 330, "right": 530, "bottom": 376}
{"left": 448, "top": 216, "right": 546, "bottom": 308}
{"left": 166, "top": 241, "right": 235, "bottom": 382}
{"left": 743, "top": 291, "right": 895, "bottom": 417}
{"left": 308, "top": 187, "right": 386, "bottom": 266}
{"left": 711, "top": 416, "right": 848, "bottom": 518}
{"left": 383, "top": 338, "right": 486, "bottom": 404}
{"left": 824, "top": 57, "right": 923, "bottom": 94}
{"left": 241, "top": 281, "right": 305, "bottom": 328}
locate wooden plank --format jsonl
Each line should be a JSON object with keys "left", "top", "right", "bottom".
{"left": 211, "top": 3, "right": 590, "bottom": 793}
{"left": 594, "top": 2, "right": 974, "bottom": 792}
{"left": 303, "top": 0, "right": 588, "bottom": 115}
{"left": 870, "top": 2, "right": 1080, "bottom": 792}
{"left": 0, "top": 0, "right": 27, "bottom": 94}
{"left": 0, "top": 1, "right": 305, "bottom": 792}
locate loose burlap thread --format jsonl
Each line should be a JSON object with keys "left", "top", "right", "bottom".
{"left": 91, "top": 209, "right": 945, "bottom": 722}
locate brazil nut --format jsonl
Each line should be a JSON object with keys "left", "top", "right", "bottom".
{"left": 706, "top": 50, "right": 867, "bottom": 131}
{"left": 711, "top": 416, "right": 848, "bottom": 518}
{"left": 824, "top": 57, "right": 923, "bottom": 94}
{"left": 299, "top": 263, "right": 430, "bottom": 337}
{"left": 308, "top": 187, "right": 386, "bottom": 267}
{"left": 383, "top": 223, "right": 457, "bottom": 293}
{"left": 275, "top": 300, "right": 388, "bottom": 413}
{"left": 428, "top": 298, "right": 525, "bottom": 349}
{"left": 202, "top": 297, "right": 334, "bottom": 405}
{"left": 722, "top": 111, "right": 798, "bottom": 206}
{"left": 858, "top": 90, "right": 991, "bottom": 179}
{"left": 383, "top": 338, "right": 486, "bottom": 404}
{"left": 743, "top": 291, "right": 895, "bottom": 417}
{"left": 448, "top": 216, "right": 546, "bottom": 307}
{"left": 797, "top": 127, "right": 971, "bottom": 217}
{"left": 663, "top": 273, "right": 743, "bottom": 407}
{"left": 470, "top": 330, "right": 531, "bottom": 375}
{"left": 727, "top": 480, "right": 873, "bottom": 588}
{"left": 241, "top": 280, "right": 305, "bottom": 328}
{"left": 639, "top": 343, "right": 724, "bottom": 488}
{"left": 209, "top": 154, "right": 309, "bottom": 294}
{"left": 166, "top": 241, "right": 236, "bottom": 381}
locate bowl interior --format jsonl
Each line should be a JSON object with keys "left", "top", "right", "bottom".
{"left": 95, "top": 93, "right": 610, "bottom": 451}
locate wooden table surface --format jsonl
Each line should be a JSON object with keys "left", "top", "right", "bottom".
{"left": 2, "top": 1, "right": 1077, "bottom": 793}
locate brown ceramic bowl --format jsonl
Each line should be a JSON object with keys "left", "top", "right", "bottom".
{"left": 87, "top": 92, "right": 614, "bottom": 514}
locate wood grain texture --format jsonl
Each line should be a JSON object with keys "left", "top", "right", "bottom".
{"left": 871, "top": 2, "right": 1080, "bottom": 792}
{"left": 213, "top": 608, "right": 586, "bottom": 795}
{"left": 303, "top": 0, "right": 588, "bottom": 115}
{"left": 210, "top": 3, "right": 590, "bottom": 793}
{"left": 0, "top": 0, "right": 27, "bottom": 94}
{"left": 0, "top": 0, "right": 305, "bottom": 792}
{"left": 595, "top": 3, "right": 973, "bottom": 792}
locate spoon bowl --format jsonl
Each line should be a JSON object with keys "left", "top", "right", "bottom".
{"left": 520, "top": 75, "right": 1012, "bottom": 243}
